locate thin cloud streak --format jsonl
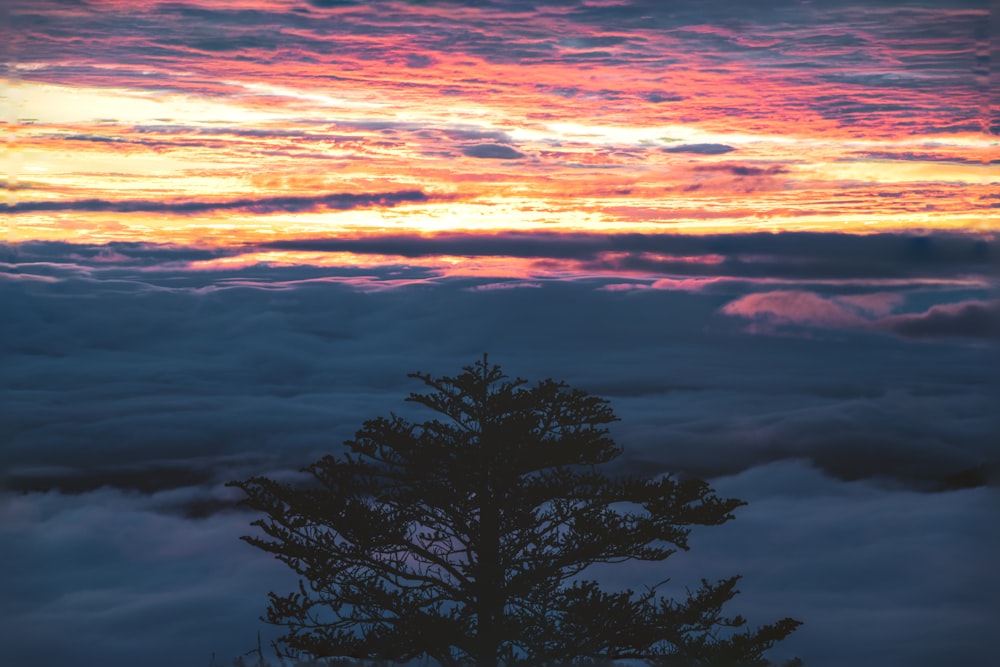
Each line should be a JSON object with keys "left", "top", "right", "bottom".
{"left": 6, "top": 190, "right": 432, "bottom": 215}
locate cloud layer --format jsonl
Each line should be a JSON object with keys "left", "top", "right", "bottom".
{"left": 9, "top": 0, "right": 996, "bottom": 242}
{"left": 3, "top": 233, "right": 997, "bottom": 666}
{"left": 4, "top": 233, "right": 995, "bottom": 492}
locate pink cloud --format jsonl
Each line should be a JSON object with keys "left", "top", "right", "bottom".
{"left": 722, "top": 291, "right": 1000, "bottom": 341}
{"left": 831, "top": 292, "right": 905, "bottom": 318}
{"left": 720, "top": 290, "right": 874, "bottom": 329}
{"left": 650, "top": 277, "right": 727, "bottom": 292}
{"left": 597, "top": 283, "right": 645, "bottom": 292}
{"left": 469, "top": 281, "right": 542, "bottom": 291}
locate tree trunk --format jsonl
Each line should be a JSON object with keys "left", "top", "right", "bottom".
{"left": 475, "top": 457, "right": 502, "bottom": 667}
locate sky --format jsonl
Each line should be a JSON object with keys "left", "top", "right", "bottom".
{"left": 1, "top": 1, "right": 998, "bottom": 666}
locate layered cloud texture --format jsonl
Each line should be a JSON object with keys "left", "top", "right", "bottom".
{"left": 5, "top": 232, "right": 996, "bottom": 489}
{"left": 6, "top": 0, "right": 996, "bottom": 243}
{"left": 3, "top": 1, "right": 997, "bottom": 666}
{"left": 3, "top": 233, "right": 996, "bottom": 665}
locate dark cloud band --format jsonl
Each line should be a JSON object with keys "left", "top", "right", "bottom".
{"left": 881, "top": 300, "right": 1000, "bottom": 340}
{"left": 461, "top": 143, "right": 526, "bottom": 159}
{"left": 663, "top": 143, "right": 736, "bottom": 154}
{"left": 5, "top": 190, "right": 431, "bottom": 215}
{"left": 257, "top": 231, "right": 996, "bottom": 281}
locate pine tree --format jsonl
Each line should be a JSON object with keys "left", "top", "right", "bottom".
{"left": 229, "top": 357, "right": 799, "bottom": 666}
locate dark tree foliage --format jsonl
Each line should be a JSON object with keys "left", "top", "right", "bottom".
{"left": 229, "top": 358, "right": 800, "bottom": 666}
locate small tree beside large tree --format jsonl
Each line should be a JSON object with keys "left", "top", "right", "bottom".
{"left": 229, "top": 357, "right": 800, "bottom": 666}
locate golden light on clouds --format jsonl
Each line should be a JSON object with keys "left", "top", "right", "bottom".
{"left": 4, "top": 0, "right": 996, "bottom": 251}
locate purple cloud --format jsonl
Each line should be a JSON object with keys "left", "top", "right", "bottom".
{"left": 461, "top": 144, "right": 526, "bottom": 159}
{"left": 663, "top": 143, "right": 736, "bottom": 154}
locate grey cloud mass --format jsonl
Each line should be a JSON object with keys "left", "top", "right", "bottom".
{"left": 461, "top": 143, "right": 526, "bottom": 159}
{"left": 880, "top": 300, "right": 1000, "bottom": 340}
{"left": 663, "top": 143, "right": 736, "bottom": 155}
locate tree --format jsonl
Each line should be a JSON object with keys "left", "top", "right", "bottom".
{"left": 229, "top": 357, "right": 800, "bottom": 666}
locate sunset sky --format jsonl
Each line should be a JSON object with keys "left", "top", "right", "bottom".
{"left": 2, "top": 1, "right": 997, "bottom": 666}
{"left": 8, "top": 0, "right": 997, "bottom": 248}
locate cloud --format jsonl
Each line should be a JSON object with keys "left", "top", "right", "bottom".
{"left": 849, "top": 151, "right": 999, "bottom": 166}
{"left": 833, "top": 292, "right": 904, "bottom": 318}
{"left": 4, "top": 245, "right": 994, "bottom": 493}
{"left": 461, "top": 143, "right": 526, "bottom": 159}
{"left": 14, "top": 232, "right": 984, "bottom": 311}
{"left": 645, "top": 91, "right": 685, "bottom": 103}
{"left": 259, "top": 232, "right": 607, "bottom": 259}
{"left": 720, "top": 290, "right": 873, "bottom": 329}
{"left": 3, "top": 238, "right": 996, "bottom": 667}
{"left": 9, "top": 2, "right": 996, "bottom": 666}
{"left": 663, "top": 143, "right": 736, "bottom": 154}
{"left": 405, "top": 53, "right": 436, "bottom": 68}
{"left": 721, "top": 290, "right": 1000, "bottom": 342}
{"left": 14, "top": 0, "right": 989, "bottom": 147}
{"left": 5, "top": 464, "right": 219, "bottom": 496}
{"left": 5, "top": 232, "right": 995, "bottom": 301}
{"left": 0, "top": 487, "right": 299, "bottom": 667}
{"left": 3, "top": 461, "right": 995, "bottom": 667}
{"left": 5, "top": 190, "right": 431, "bottom": 215}
{"left": 666, "top": 462, "right": 1000, "bottom": 667}
{"left": 695, "top": 164, "right": 789, "bottom": 176}
{"left": 254, "top": 231, "right": 996, "bottom": 278}
{"left": 307, "top": 0, "right": 362, "bottom": 6}
{"left": 880, "top": 300, "right": 1000, "bottom": 340}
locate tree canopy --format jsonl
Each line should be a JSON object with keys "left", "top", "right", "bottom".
{"left": 229, "top": 357, "right": 800, "bottom": 666}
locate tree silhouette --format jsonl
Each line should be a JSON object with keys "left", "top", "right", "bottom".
{"left": 229, "top": 357, "right": 800, "bottom": 666}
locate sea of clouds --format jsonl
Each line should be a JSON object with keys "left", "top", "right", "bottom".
{"left": 2, "top": 235, "right": 996, "bottom": 666}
